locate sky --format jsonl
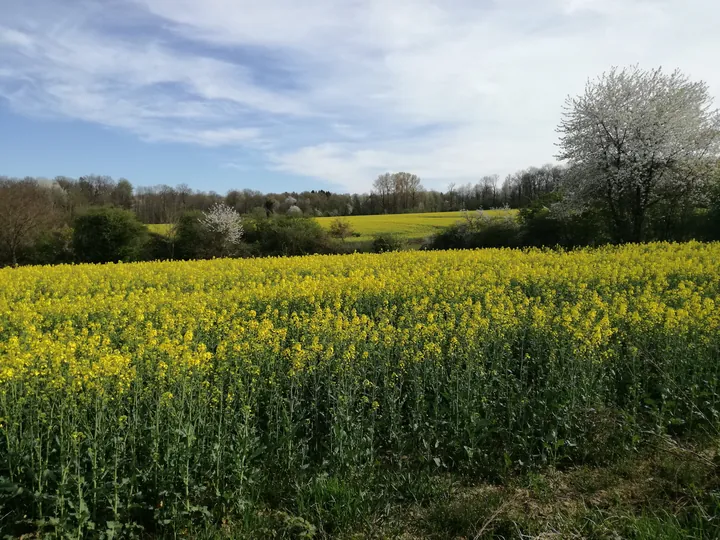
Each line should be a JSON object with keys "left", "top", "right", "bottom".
{"left": 1, "top": 0, "right": 719, "bottom": 194}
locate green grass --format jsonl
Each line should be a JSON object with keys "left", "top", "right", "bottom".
{"left": 186, "top": 436, "right": 720, "bottom": 538}
{"left": 147, "top": 210, "right": 517, "bottom": 243}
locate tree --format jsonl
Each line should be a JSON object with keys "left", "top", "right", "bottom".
{"left": 111, "top": 179, "right": 134, "bottom": 209}
{"left": 557, "top": 66, "right": 720, "bottom": 242}
{"left": 287, "top": 205, "right": 303, "bottom": 216}
{"left": 73, "top": 207, "right": 148, "bottom": 263}
{"left": 0, "top": 178, "right": 58, "bottom": 265}
{"left": 372, "top": 173, "right": 393, "bottom": 212}
{"left": 200, "top": 203, "right": 244, "bottom": 256}
{"left": 264, "top": 197, "right": 279, "bottom": 217}
{"left": 328, "top": 218, "right": 355, "bottom": 242}
{"left": 372, "top": 172, "right": 424, "bottom": 213}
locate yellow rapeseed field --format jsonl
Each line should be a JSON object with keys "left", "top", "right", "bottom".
{"left": 1, "top": 242, "right": 719, "bottom": 535}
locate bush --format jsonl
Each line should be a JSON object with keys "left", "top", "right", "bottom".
{"left": 328, "top": 218, "right": 355, "bottom": 242}
{"left": 142, "top": 232, "right": 174, "bottom": 261}
{"left": 244, "top": 215, "right": 337, "bottom": 257}
{"left": 519, "top": 201, "right": 610, "bottom": 248}
{"left": 29, "top": 226, "right": 74, "bottom": 265}
{"left": 173, "top": 211, "right": 212, "bottom": 260}
{"left": 428, "top": 212, "right": 521, "bottom": 250}
{"left": 72, "top": 207, "right": 148, "bottom": 263}
{"left": 371, "top": 232, "right": 404, "bottom": 253}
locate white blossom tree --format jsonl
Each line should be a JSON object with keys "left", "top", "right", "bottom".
{"left": 200, "top": 203, "right": 243, "bottom": 255}
{"left": 557, "top": 66, "right": 720, "bottom": 242}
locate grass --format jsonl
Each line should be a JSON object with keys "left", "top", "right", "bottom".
{"left": 147, "top": 210, "right": 517, "bottom": 243}
{"left": 364, "top": 436, "right": 720, "bottom": 538}
{"left": 189, "top": 435, "right": 720, "bottom": 538}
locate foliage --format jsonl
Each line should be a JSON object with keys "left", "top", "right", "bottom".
{"left": 28, "top": 225, "right": 75, "bottom": 265}
{"left": 244, "top": 215, "right": 336, "bottom": 256}
{"left": 427, "top": 210, "right": 522, "bottom": 249}
{"left": 557, "top": 66, "right": 720, "bottom": 242}
{"left": 1, "top": 243, "right": 719, "bottom": 536}
{"left": 517, "top": 197, "right": 611, "bottom": 248}
{"left": 173, "top": 210, "right": 214, "bottom": 260}
{"left": 371, "top": 232, "right": 404, "bottom": 252}
{"left": 72, "top": 206, "right": 148, "bottom": 263}
{"left": 327, "top": 218, "right": 355, "bottom": 242}
{"left": 142, "top": 231, "right": 175, "bottom": 261}
{"left": 706, "top": 169, "right": 720, "bottom": 240}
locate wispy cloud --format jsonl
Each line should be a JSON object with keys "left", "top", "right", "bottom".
{"left": 1, "top": 0, "right": 718, "bottom": 191}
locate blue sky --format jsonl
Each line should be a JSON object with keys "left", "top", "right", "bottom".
{"left": 1, "top": 0, "right": 719, "bottom": 194}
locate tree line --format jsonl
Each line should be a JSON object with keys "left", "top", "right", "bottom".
{"left": 0, "top": 164, "right": 563, "bottom": 266}
{"left": 3, "top": 167, "right": 558, "bottom": 225}
{"left": 1, "top": 65, "right": 719, "bottom": 267}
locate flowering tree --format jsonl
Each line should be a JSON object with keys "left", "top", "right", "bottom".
{"left": 200, "top": 203, "right": 243, "bottom": 255}
{"left": 557, "top": 66, "right": 720, "bottom": 242}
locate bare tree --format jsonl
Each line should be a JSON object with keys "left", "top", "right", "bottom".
{"left": 557, "top": 66, "right": 720, "bottom": 242}
{"left": 372, "top": 172, "right": 424, "bottom": 213}
{"left": 0, "top": 178, "right": 58, "bottom": 265}
{"left": 372, "top": 173, "right": 393, "bottom": 212}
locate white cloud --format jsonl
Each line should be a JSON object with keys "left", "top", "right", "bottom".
{"left": 1, "top": 0, "right": 719, "bottom": 191}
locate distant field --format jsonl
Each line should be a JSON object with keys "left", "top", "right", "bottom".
{"left": 148, "top": 223, "right": 172, "bottom": 234}
{"left": 147, "top": 210, "right": 516, "bottom": 243}
{"left": 315, "top": 210, "right": 515, "bottom": 242}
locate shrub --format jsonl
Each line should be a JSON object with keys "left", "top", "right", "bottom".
{"left": 428, "top": 212, "right": 521, "bottom": 250}
{"left": 173, "top": 211, "right": 210, "bottom": 260}
{"left": 29, "top": 226, "right": 74, "bottom": 265}
{"left": 142, "top": 232, "right": 174, "bottom": 261}
{"left": 519, "top": 200, "right": 609, "bottom": 248}
{"left": 244, "top": 215, "right": 337, "bottom": 257}
{"left": 72, "top": 207, "right": 148, "bottom": 263}
{"left": 371, "top": 232, "right": 404, "bottom": 253}
{"left": 328, "top": 218, "right": 355, "bottom": 242}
